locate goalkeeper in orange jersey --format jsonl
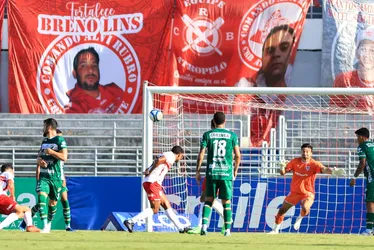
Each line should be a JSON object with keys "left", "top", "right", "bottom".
{"left": 268, "top": 143, "right": 346, "bottom": 234}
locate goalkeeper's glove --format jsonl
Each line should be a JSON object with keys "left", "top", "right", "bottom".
{"left": 331, "top": 167, "right": 346, "bottom": 176}
{"left": 279, "top": 160, "right": 289, "bottom": 172}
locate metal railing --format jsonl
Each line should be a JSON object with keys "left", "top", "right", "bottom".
{"left": 1, "top": 144, "right": 358, "bottom": 178}
{"left": 0, "top": 146, "right": 142, "bottom": 176}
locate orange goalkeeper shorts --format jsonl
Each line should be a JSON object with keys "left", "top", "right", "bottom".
{"left": 284, "top": 192, "right": 314, "bottom": 206}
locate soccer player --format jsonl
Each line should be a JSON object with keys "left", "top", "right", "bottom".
{"left": 123, "top": 146, "right": 191, "bottom": 233}
{"left": 37, "top": 118, "right": 68, "bottom": 233}
{"left": 196, "top": 112, "right": 241, "bottom": 236}
{"left": 20, "top": 129, "right": 74, "bottom": 231}
{"left": 0, "top": 163, "right": 40, "bottom": 232}
{"left": 350, "top": 127, "right": 374, "bottom": 236}
{"left": 268, "top": 143, "right": 346, "bottom": 234}
{"left": 188, "top": 119, "right": 225, "bottom": 234}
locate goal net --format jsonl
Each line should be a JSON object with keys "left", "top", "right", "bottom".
{"left": 143, "top": 84, "right": 370, "bottom": 234}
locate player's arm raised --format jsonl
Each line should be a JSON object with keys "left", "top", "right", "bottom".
{"left": 350, "top": 158, "right": 366, "bottom": 187}
{"left": 280, "top": 160, "right": 290, "bottom": 175}
{"left": 319, "top": 164, "right": 346, "bottom": 176}
{"left": 196, "top": 147, "right": 206, "bottom": 184}
{"left": 144, "top": 156, "right": 166, "bottom": 176}
{"left": 45, "top": 148, "right": 68, "bottom": 162}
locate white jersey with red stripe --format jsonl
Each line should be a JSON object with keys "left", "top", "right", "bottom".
{"left": 0, "top": 172, "right": 13, "bottom": 196}
{"left": 143, "top": 151, "right": 176, "bottom": 185}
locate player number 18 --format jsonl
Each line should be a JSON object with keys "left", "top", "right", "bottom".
{"left": 213, "top": 140, "right": 226, "bottom": 157}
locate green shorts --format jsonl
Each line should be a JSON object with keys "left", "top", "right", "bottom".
{"left": 366, "top": 182, "right": 374, "bottom": 202}
{"left": 37, "top": 179, "right": 63, "bottom": 201}
{"left": 205, "top": 179, "right": 233, "bottom": 200}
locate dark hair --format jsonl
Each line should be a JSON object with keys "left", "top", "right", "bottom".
{"left": 213, "top": 112, "right": 225, "bottom": 126}
{"left": 301, "top": 143, "right": 313, "bottom": 151}
{"left": 1, "top": 163, "right": 13, "bottom": 173}
{"left": 56, "top": 129, "right": 62, "bottom": 134}
{"left": 73, "top": 47, "right": 100, "bottom": 71}
{"left": 44, "top": 118, "right": 58, "bottom": 130}
{"left": 262, "top": 24, "right": 295, "bottom": 52}
{"left": 210, "top": 119, "right": 216, "bottom": 129}
{"left": 355, "top": 127, "right": 370, "bottom": 138}
{"left": 171, "top": 146, "right": 184, "bottom": 155}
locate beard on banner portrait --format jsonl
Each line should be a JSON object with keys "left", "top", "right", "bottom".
{"left": 36, "top": 2, "right": 142, "bottom": 114}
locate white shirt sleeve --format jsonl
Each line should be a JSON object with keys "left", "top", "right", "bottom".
{"left": 163, "top": 152, "right": 176, "bottom": 167}
{"left": 3, "top": 172, "right": 14, "bottom": 181}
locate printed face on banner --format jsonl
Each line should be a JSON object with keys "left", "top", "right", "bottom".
{"left": 325, "top": 0, "right": 374, "bottom": 111}
{"left": 36, "top": 2, "right": 142, "bottom": 114}
{"left": 238, "top": 1, "right": 304, "bottom": 88}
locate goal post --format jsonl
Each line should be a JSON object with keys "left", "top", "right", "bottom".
{"left": 142, "top": 81, "right": 371, "bottom": 233}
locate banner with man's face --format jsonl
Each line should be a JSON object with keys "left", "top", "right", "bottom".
{"left": 8, "top": 0, "right": 309, "bottom": 115}
{"left": 169, "top": 0, "right": 310, "bottom": 88}
{"left": 322, "top": 0, "right": 374, "bottom": 110}
{"left": 8, "top": 0, "right": 173, "bottom": 113}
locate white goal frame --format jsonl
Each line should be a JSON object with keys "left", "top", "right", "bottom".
{"left": 142, "top": 81, "right": 374, "bottom": 232}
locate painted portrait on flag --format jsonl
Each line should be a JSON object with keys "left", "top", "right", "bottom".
{"left": 8, "top": 0, "right": 173, "bottom": 114}
{"left": 322, "top": 0, "right": 374, "bottom": 111}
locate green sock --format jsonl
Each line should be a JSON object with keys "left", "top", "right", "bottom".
{"left": 367, "top": 213, "right": 374, "bottom": 230}
{"left": 202, "top": 201, "right": 212, "bottom": 226}
{"left": 62, "top": 200, "right": 71, "bottom": 228}
{"left": 223, "top": 203, "right": 232, "bottom": 230}
{"left": 38, "top": 195, "right": 48, "bottom": 224}
{"left": 31, "top": 204, "right": 39, "bottom": 217}
{"left": 47, "top": 205, "right": 57, "bottom": 223}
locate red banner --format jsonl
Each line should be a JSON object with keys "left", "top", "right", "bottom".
{"left": 164, "top": 0, "right": 310, "bottom": 147}
{"left": 0, "top": 0, "right": 4, "bottom": 44}
{"left": 8, "top": 0, "right": 172, "bottom": 113}
{"left": 8, "top": 0, "right": 309, "bottom": 120}
{"left": 169, "top": 0, "right": 309, "bottom": 88}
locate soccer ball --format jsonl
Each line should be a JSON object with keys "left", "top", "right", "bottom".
{"left": 149, "top": 109, "right": 163, "bottom": 122}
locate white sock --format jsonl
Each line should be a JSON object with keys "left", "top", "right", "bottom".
{"left": 130, "top": 208, "right": 153, "bottom": 224}
{"left": 197, "top": 202, "right": 204, "bottom": 227}
{"left": 24, "top": 211, "right": 33, "bottom": 227}
{"left": 0, "top": 213, "right": 19, "bottom": 229}
{"left": 212, "top": 200, "right": 224, "bottom": 218}
{"left": 274, "top": 223, "right": 281, "bottom": 232}
{"left": 165, "top": 208, "right": 184, "bottom": 231}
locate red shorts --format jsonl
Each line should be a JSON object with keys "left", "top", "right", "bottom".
{"left": 0, "top": 195, "right": 17, "bottom": 215}
{"left": 201, "top": 178, "right": 206, "bottom": 192}
{"left": 143, "top": 182, "right": 164, "bottom": 201}
{"left": 284, "top": 192, "right": 314, "bottom": 206}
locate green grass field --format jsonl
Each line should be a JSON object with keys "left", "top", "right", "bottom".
{"left": 0, "top": 231, "right": 373, "bottom": 250}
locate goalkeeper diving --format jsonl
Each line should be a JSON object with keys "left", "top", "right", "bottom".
{"left": 268, "top": 143, "right": 346, "bottom": 234}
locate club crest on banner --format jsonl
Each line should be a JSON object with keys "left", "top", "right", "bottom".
{"left": 238, "top": 0, "right": 304, "bottom": 71}
{"left": 173, "top": 0, "right": 233, "bottom": 85}
{"left": 36, "top": 2, "right": 142, "bottom": 114}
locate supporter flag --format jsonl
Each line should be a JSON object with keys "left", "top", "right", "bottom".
{"left": 322, "top": 0, "right": 374, "bottom": 111}
{"left": 8, "top": 0, "right": 173, "bottom": 113}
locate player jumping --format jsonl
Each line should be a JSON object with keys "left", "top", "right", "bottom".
{"left": 188, "top": 119, "right": 225, "bottom": 234}
{"left": 0, "top": 163, "right": 40, "bottom": 232}
{"left": 268, "top": 143, "right": 346, "bottom": 234}
{"left": 350, "top": 128, "right": 374, "bottom": 236}
{"left": 124, "top": 146, "right": 191, "bottom": 233}
{"left": 196, "top": 112, "right": 241, "bottom": 236}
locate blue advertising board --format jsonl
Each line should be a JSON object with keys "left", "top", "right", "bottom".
{"left": 65, "top": 177, "right": 365, "bottom": 233}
